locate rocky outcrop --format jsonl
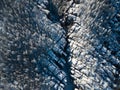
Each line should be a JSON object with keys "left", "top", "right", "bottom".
{"left": 0, "top": 0, "right": 120, "bottom": 90}
{"left": 53, "top": 0, "right": 120, "bottom": 89}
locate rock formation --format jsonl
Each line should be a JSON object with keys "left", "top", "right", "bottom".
{"left": 0, "top": 0, "right": 120, "bottom": 90}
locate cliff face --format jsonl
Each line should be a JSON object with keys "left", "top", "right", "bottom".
{"left": 0, "top": 0, "right": 120, "bottom": 90}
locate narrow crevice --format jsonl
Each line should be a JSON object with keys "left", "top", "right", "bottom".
{"left": 45, "top": 0, "right": 76, "bottom": 89}
{"left": 63, "top": 33, "right": 77, "bottom": 90}
{"left": 61, "top": 14, "right": 77, "bottom": 90}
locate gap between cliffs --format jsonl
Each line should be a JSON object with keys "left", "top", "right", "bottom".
{"left": 46, "top": 0, "right": 76, "bottom": 89}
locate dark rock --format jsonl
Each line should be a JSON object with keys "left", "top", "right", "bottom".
{"left": 73, "top": 0, "right": 80, "bottom": 4}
